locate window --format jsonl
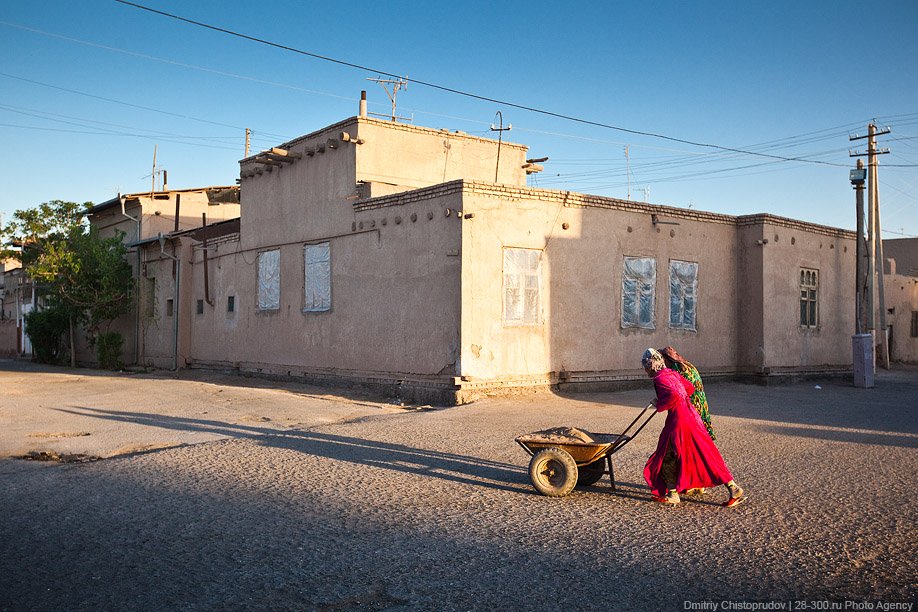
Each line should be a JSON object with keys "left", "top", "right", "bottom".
{"left": 304, "top": 242, "right": 331, "bottom": 312}
{"left": 227, "top": 295, "right": 235, "bottom": 313}
{"left": 166, "top": 299, "right": 174, "bottom": 317}
{"left": 911, "top": 311, "right": 918, "bottom": 338}
{"left": 257, "top": 249, "right": 280, "bottom": 310}
{"left": 622, "top": 256, "right": 656, "bottom": 329}
{"left": 196, "top": 299, "right": 204, "bottom": 315}
{"left": 800, "top": 268, "right": 819, "bottom": 327}
{"left": 669, "top": 260, "right": 698, "bottom": 331}
{"left": 503, "top": 248, "right": 541, "bottom": 326}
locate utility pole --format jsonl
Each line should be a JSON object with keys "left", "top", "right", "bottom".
{"left": 489, "top": 111, "right": 512, "bottom": 184}
{"left": 850, "top": 122, "right": 891, "bottom": 369}
{"left": 151, "top": 145, "right": 158, "bottom": 195}
{"left": 625, "top": 146, "right": 631, "bottom": 200}
{"left": 245, "top": 128, "right": 251, "bottom": 158}
{"left": 850, "top": 159, "right": 867, "bottom": 334}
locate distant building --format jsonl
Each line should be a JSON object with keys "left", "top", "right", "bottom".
{"left": 85, "top": 186, "right": 239, "bottom": 365}
{"left": 883, "top": 237, "right": 918, "bottom": 363}
{"left": 0, "top": 258, "right": 28, "bottom": 357}
{"left": 129, "top": 103, "right": 862, "bottom": 403}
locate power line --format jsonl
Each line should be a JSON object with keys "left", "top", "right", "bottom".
{"left": 113, "top": 0, "right": 854, "bottom": 168}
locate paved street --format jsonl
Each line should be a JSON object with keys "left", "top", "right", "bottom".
{"left": 1, "top": 360, "right": 915, "bottom": 611}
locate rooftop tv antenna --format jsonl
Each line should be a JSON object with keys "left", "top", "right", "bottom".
{"left": 489, "top": 111, "right": 512, "bottom": 183}
{"left": 366, "top": 76, "right": 412, "bottom": 122}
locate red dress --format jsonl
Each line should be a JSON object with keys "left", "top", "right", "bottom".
{"left": 643, "top": 368, "right": 733, "bottom": 496}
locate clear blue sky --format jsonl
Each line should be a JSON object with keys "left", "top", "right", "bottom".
{"left": 2, "top": 1, "right": 916, "bottom": 237}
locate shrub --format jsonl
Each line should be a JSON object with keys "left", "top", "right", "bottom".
{"left": 25, "top": 307, "right": 69, "bottom": 364}
{"left": 96, "top": 331, "right": 124, "bottom": 370}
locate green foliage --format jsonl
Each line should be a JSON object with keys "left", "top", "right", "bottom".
{"left": 2, "top": 200, "right": 136, "bottom": 365}
{"left": 24, "top": 305, "right": 69, "bottom": 364}
{"left": 96, "top": 331, "right": 124, "bottom": 370}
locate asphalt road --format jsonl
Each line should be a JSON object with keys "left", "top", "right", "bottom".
{"left": 1, "top": 360, "right": 915, "bottom": 611}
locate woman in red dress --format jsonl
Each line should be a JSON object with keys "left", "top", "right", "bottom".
{"left": 641, "top": 348, "right": 746, "bottom": 507}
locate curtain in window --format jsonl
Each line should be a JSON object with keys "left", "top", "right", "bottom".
{"left": 503, "top": 248, "right": 541, "bottom": 325}
{"left": 622, "top": 257, "right": 656, "bottom": 329}
{"left": 669, "top": 260, "right": 698, "bottom": 331}
{"left": 257, "top": 249, "right": 280, "bottom": 310}
{"left": 304, "top": 243, "right": 331, "bottom": 311}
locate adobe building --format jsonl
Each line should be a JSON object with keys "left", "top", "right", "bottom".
{"left": 882, "top": 237, "right": 918, "bottom": 363}
{"left": 132, "top": 99, "right": 862, "bottom": 404}
{"left": 0, "top": 258, "right": 28, "bottom": 357}
{"left": 85, "top": 186, "right": 240, "bottom": 365}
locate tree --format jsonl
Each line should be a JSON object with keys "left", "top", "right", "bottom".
{"left": 1, "top": 200, "right": 135, "bottom": 366}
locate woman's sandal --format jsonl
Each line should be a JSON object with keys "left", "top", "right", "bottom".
{"left": 722, "top": 494, "right": 748, "bottom": 508}
{"left": 653, "top": 492, "right": 681, "bottom": 505}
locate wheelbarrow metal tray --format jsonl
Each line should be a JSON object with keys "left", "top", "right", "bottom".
{"left": 515, "top": 434, "right": 622, "bottom": 465}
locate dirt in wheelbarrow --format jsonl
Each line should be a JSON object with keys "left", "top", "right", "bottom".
{"left": 517, "top": 426, "right": 604, "bottom": 444}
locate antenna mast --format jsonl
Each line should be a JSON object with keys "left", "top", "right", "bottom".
{"left": 366, "top": 76, "right": 411, "bottom": 122}
{"left": 624, "top": 145, "right": 631, "bottom": 200}
{"left": 489, "top": 111, "right": 512, "bottom": 184}
{"left": 151, "top": 145, "right": 157, "bottom": 195}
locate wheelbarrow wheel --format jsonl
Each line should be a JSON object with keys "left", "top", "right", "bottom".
{"left": 528, "top": 447, "right": 578, "bottom": 497}
{"left": 576, "top": 459, "right": 606, "bottom": 487}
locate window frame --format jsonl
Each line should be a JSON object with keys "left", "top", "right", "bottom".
{"left": 303, "top": 242, "right": 332, "bottom": 313}
{"left": 799, "top": 267, "right": 819, "bottom": 328}
{"left": 502, "top": 247, "right": 542, "bottom": 327}
{"left": 257, "top": 249, "right": 281, "bottom": 311}
{"left": 668, "top": 259, "right": 698, "bottom": 332}
{"left": 621, "top": 256, "right": 656, "bottom": 330}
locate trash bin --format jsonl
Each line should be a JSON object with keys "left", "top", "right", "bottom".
{"left": 852, "top": 333, "right": 874, "bottom": 388}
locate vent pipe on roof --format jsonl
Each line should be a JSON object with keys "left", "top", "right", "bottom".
{"left": 359, "top": 90, "right": 367, "bottom": 118}
{"left": 163, "top": 170, "right": 168, "bottom": 191}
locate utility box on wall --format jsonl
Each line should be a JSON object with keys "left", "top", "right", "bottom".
{"left": 852, "top": 333, "right": 874, "bottom": 388}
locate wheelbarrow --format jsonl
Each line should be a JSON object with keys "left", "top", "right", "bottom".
{"left": 515, "top": 403, "right": 657, "bottom": 497}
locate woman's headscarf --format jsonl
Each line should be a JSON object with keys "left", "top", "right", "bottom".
{"left": 641, "top": 348, "right": 665, "bottom": 373}
{"left": 659, "top": 346, "right": 686, "bottom": 366}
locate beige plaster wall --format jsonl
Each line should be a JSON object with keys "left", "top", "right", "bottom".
{"left": 138, "top": 239, "right": 194, "bottom": 369}
{"left": 885, "top": 273, "right": 918, "bottom": 363}
{"left": 354, "top": 118, "right": 528, "bottom": 190}
{"left": 0, "top": 320, "right": 17, "bottom": 357}
{"left": 90, "top": 190, "right": 240, "bottom": 243}
{"left": 185, "top": 193, "right": 462, "bottom": 379}
{"left": 458, "top": 184, "right": 742, "bottom": 382}
{"left": 758, "top": 220, "right": 855, "bottom": 371}
{"left": 735, "top": 223, "right": 767, "bottom": 372}
{"left": 239, "top": 124, "right": 359, "bottom": 252}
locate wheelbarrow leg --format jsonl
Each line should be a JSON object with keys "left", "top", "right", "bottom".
{"left": 607, "top": 455, "right": 616, "bottom": 492}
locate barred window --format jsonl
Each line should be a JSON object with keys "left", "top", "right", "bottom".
{"left": 669, "top": 260, "right": 698, "bottom": 331}
{"left": 622, "top": 257, "right": 656, "bottom": 329}
{"left": 257, "top": 249, "right": 280, "bottom": 310}
{"left": 304, "top": 242, "right": 331, "bottom": 312}
{"left": 503, "top": 248, "right": 541, "bottom": 326}
{"left": 800, "top": 268, "right": 819, "bottom": 327}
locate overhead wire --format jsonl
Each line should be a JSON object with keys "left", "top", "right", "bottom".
{"left": 112, "top": 0, "right": 862, "bottom": 168}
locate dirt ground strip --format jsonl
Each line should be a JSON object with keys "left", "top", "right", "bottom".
{"left": 0, "top": 359, "right": 915, "bottom": 611}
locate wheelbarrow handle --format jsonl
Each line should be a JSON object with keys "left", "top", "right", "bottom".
{"left": 608, "top": 403, "right": 657, "bottom": 453}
